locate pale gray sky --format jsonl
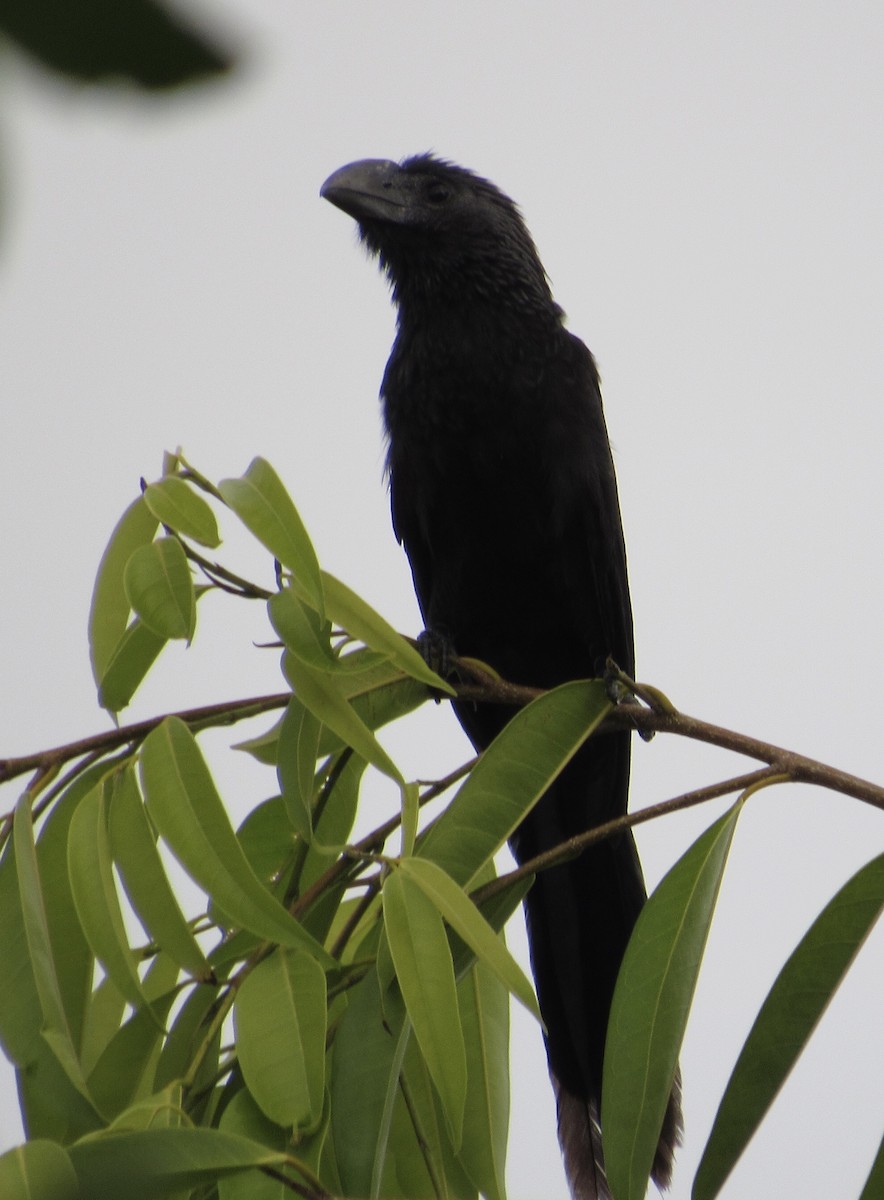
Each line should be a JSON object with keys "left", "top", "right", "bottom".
{"left": 1, "top": 2, "right": 882, "bottom": 1197}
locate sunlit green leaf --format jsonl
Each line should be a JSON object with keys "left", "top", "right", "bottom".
{"left": 143, "top": 476, "right": 220, "bottom": 547}
{"left": 124, "top": 537, "right": 195, "bottom": 641}
{"left": 458, "top": 962, "right": 510, "bottom": 1200}
{"left": 89, "top": 496, "right": 159, "bottom": 687}
{"left": 87, "top": 987, "right": 177, "bottom": 1120}
{"left": 108, "top": 765, "right": 209, "bottom": 979}
{"left": 234, "top": 949, "right": 327, "bottom": 1128}
{"left": 67, "top": 781, "right": 147, "bottom": 1010}
{"left": 219, "top": 457, "right": 323, "bottom": 613}
{"left": 13, "top": 795, "right": 93, "bottom": 1103}
{"left": 139, "top": 718, "right": 332, "bottom": 966}
{"left": 383, "top": 869, "right": 467, "bottom": 1149}
{"left": 267, "top": 587, "right": 334, "bottom": 672}
{"left": 279, "top": 648, "right": 404, "bottom": 787}
{"left": 603, "top": 803, "right": 743, "bottom": 1200}
{"left": 399, "top": 857, "right": 539, "bottom": 1021}
{"left": 419, "top": 680, "right": 611, "bottom": 887}
{"left": 277, "top": 698, "right": 321, "bottom": 840}
{"left": 79, "top": 975, "right": 127, "bottom": 1077}
{"left": 320, "top": 572, "right": 453, "bottom": 692}
{"left": 330, "top": 970, "right": 409, "bottom": 1199}
{"left": 154, "top": 983, "right": 219, "bottom": 1091}
{"left": 97, "top": 618, "right": 167, "bottom": 713}
{"left": 694, "top": 851, "right": 884, "bottom": 1199}
{"left": 0, "top": 839, "right": 41, "bottom": 1066}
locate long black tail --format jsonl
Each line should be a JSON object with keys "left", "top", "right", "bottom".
{"left": 512, "top": 741, "right": 683, "bottom": 1199}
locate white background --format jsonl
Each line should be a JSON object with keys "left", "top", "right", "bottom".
{"left": 1, "top": 2, "right": 882, "bottom": 1197}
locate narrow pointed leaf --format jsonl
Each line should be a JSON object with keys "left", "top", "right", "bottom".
{"left": 321, "top": 571, "right": 452, "bottom": 692}
{"left": 694, "top": 851, "right": 884, "bottom": 1199}
{"left": 219, "top": 457, "right": 323, "bottom": 613}
{"left": 108, "top": 765, "right": 209, "bottom": 978}
{"left": 97, "top": 618, "right": 167, "bottom": 713}
{"left": 89, "top": 496, "right": 159, "bottom": 686}
{"left": 268, "top": 587, "right": 335, "bottom": 671}
{"left": 458, "top": 962, "right": 510, "bottom": 1200}
{"left": 419, "top": 680, "right": 611, "bottom": 887}
{"left": 603, "top": 803, "right": 743, "bottom": 1200}
{"left": 139, "top": 718, "right": 332, "bottom": 966}
{"left": 383, "top": 869, "right": 467, "bottom": 1148}
{"left": 35, "top": 762, "right": 112, "bottom": 1053}
{"left": 330, "top": 971, "right": 410, "bottom": 1199}
{"left": 280, "top": 649, "right": 404, "bottom": 786}
{"left": 143, "top": 476, "right": 220, "bottom": 547}
{"left": 87, "top": 987, "right": 177, "bottom": 1119}
{"left": 276, "top": 698, "right": 321, "bottom": 840}
{"left": 124, "top": 536, "right": 195, "bottom": 641}
{"left": 0, "top": 840, "right": 41, "bottom": 1066}
{"left": 13, "top": 795, "right": 93, "bottom": 1101}
{"left": 67, "top": 780, "right": 147, "bottom": 1010}
{"left": 399, "top": 857, "right": 540, "bottom": 1021}
{"left": 234, "top": 948, "right": 327, "bottom": 1128}
{"left": 67, "top": 1128, "right": 289, "bottom": 1200}
{"left": 218, "top": 1090, "right": 291, "bottom": 1200}
{"left": 0, "top": 1140, "right": 79, "bottom": 1200}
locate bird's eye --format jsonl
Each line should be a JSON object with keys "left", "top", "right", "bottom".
{"left": 426, "top": 182, "right": 451, "bottom": 204}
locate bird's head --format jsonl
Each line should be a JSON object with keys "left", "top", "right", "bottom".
{"left": 321, "top": 154, "right": 556, "bottom": 314}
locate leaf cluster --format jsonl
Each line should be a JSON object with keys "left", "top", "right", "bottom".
{"left": 0, "top": 455, "right": 881, "bottom": 1200}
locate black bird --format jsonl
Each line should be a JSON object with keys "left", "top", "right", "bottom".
{"left": 321, "top": 154, "right": 681, "bottom": 1199}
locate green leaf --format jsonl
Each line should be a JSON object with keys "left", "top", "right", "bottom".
{"left": 36, "top": 763, "right": 111, "bottom": 1055}
{"left": 139, "top": 718, "right": 332, "bottom": 966}
{"left": 108, "top": 764, "right": 209, "bottom": 979}
{"left": 320, "top": 572, "right": 453, "bottom": 692}
{"left": 143, "top": 476, "right": 220, "bottom": 547}
{"left": 300, "top": 753, "right": 366, "bottom": 892}
{"left": 13, "top": 795, "right": 94, "bottom": 1103}
{"left": 79, "top": 975, "right": 127, "bottom": 1076}
{"left": 279, "top": 647, "right": 404, "bottom": 787}
{"left": 0, "top": 1140, "right": 79, "bottom": 1200}
{"left": 153, "top": 982, "right": 219, "bottom": 1091}
{"left": 268, "top": 587, "right": 335, "bottom": 672}
{"left": 87, "top": 986, "right": 177, "bottom": 1119}
{"left": 419, "top": 680, "right": 611, "bottom": 887}
{"left": 97, "top": 618, "right": 167, "bottom": 713}
{"left": 458, "top": 962, "right": 510, "bottom": 1200}
{"left": 67, "top": 1127, "right": 289, "bottom": 1200}
{"left": 0, "top": 839, "right": 41, "bottom": 1066}
{"left": 330, "top": 971, "right": 410, "bottom": 1199}
{"left": 16, "top": 1035, "right": 102, "bottom": 1143}
{"left": 399, "top": 857, "right": 539, "bottom": 1021}
{"left": 89, "top": 496, "right": 159, "bottom": 687}
{"left": 234, "top": 948, "right": 327, "bottom": 1129}
{"left": 383, "top": 869, "right": 467, "bottom": 1149}
{"left": 67, "top": 781, "right": 147, "bottom": 1010}
{"left": 694, "top": 851, "right": 884, "bottom": 1199}
{"left": 124, "top": 537, "right": 195, "bottom": 641}
{"left": 218, "top": 1090, "right": 290, "bottom": 1200}
{"left": 603, "top": 803, "right": 743, "bottom": 1200}
{"left": 219, "top": 457, "right": 323, "bottom": 613}
{"left": 276, "top": 698, "right": 321, "bottom": 840}
{"left": 235, "top": 797, "right": 296, "bottom": 889}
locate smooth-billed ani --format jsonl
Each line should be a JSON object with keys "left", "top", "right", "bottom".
{"left": 321, "top": 154, "right": 681, "bottom": 1200}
